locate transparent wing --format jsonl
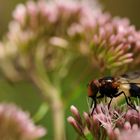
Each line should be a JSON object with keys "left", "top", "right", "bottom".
{"left": 120, "top": 71, "right": 140, "bottom": 84}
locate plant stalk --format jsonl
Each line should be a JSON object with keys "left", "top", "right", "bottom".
{"left": 30, "top": 73, "right": 66, "bottom": 140}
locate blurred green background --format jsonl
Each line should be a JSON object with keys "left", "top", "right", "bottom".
{"left": 0, "top": 0, "right": 140, "bottom": 140}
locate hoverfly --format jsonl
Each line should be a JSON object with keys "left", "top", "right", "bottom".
{"left": 87, "top": 71, "right": 140, "bottom": 115}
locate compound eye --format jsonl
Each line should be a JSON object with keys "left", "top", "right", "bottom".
{"left": 92, "top": 83, "right": 99, "bottom": 94}
{"left": 87, "top": 81, "right": 98, "bottom": 97}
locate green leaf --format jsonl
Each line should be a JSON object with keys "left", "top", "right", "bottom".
{"left": 33, "top": 103, "right": 48, "bottom": 122}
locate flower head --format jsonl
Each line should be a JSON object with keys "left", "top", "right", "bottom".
{"left": 0, "top": 103, "right": 46, "bottom": 140}
{"left": 89, "top": 14, "right": 140, "bottom": 72}
{"left": 0, "top": 0, "right": 101, "bottom": 81}
{"left": 68, "top": 103, "right": 140, "bottom": 140}
{"left": 1, "top": 0, "right": 140, "bottom": 81}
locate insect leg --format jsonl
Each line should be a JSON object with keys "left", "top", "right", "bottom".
{"left": 108, "top": 98, "right": 113, "bottom": 109}
{"left": 91, "top": 98, "right": 97, "bottom": 115}
{"left": 107, "top": 91, "right": 126, "bottom": 109}
{"left": 128, "top": 97, "right": 134, "bottom": 104}
{"left": 90, "top": 99, "right": 94, "bottom": 108}
{"left": 113, "top": 92, "right": 124, "bottom": 97}
{"left": 120, "top": 91, "right": 137, "bottom": 110}
{"left": 107, "top": 92, "right": 124, "bottom": 109}
{"left": 90, "top": 95, "right": 104, "bottom": 115}
{"left": 127, "top": 97, "right": 137, "bottom": 110}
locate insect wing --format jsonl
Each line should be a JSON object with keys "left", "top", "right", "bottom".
{"left": 121, "top": 71, "right": 140, "bottom": 84}
{"left": 117, "top": 72, "right": 140, "bottom": 96}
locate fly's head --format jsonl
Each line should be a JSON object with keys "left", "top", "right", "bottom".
{"left": 87, "top": 80, "right": 100, "bottom": 98}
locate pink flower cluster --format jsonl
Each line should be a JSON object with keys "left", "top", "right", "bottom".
{"left": 2, "top": 0, "right": 100, "bottom": 78}
{"left": 90, "top": 14, "right": 140, "bottom": 70}
{"left": 0, "top": 103, "right": 46, "bottom": 140}
{"left": 1, "top": 0, "right": 140, "bottom": 78}
{"left": 0, "top": 0, "right": 140, "bottom": 82}
{"left": 11, "top": 0, "right": 98, "bottom": 41}
{"left": 68, "top": 104, "right": 140, "bottom": 140}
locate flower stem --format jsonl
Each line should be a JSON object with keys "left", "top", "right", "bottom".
{"left": 30, "top": 72, "right": 66, "bottom": 140}
{"left": 29, "top": 44, "right": 66, "bottom": 140}
{"left": 51, "top": 94, "right": 66, "bottom": 140}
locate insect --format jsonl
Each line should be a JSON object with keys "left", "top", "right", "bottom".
{"left": 87, "top": 71, "right": 140, "bottom": 115}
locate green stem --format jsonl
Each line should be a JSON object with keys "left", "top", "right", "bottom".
{"left": 29, "top": 44, "right": 66, "bottom": 140}
{"left": 30, "top": 72, "right": 66, "bottom": 140}
{"left": 51, "top": 92, "right": 66, "bottom": 140}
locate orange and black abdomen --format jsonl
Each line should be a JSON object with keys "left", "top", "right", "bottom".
{"left": 129, "top": 83, "right": 140, "bottom": 98}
